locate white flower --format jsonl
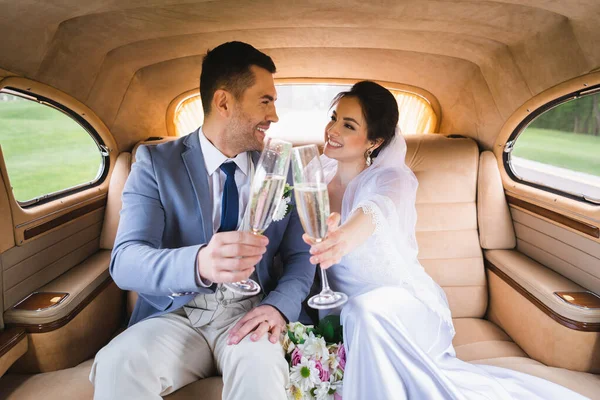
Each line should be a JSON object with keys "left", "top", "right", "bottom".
{"left": 289, "top": 357, "right": 321, "bottom": 393}
{"left": 281, "top": 332, "right": 296, "bottom": 354}
{"left": 298, "top": 332, "right": 329, "bottom": 362}
{"left": 330, "top": 368, "right": 344, "bottom": 382}
{"left": 325, "top": 344, "right": 340, "bottom": 371}
{"left": 315, "top": 382, "right": 335, "bottom": 400}
{"left": 288, "top": 321, "right": 311, "bottom": 342}
{"left": 272, "top": 196, "right": 291, "bottom": 222}
{"left": 326, "top": 351, "right": 339, "bottom": 372}
{"left": 330, "top": 381, "right": 343, "bottom": 397}
{"left": 286, "top": 384, "right": 308, "bottom": 400}
{"left": 294, "top": 323, "right": 307, "bottom": 338}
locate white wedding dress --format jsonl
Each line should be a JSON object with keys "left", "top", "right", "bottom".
{"left": 319, "top": 133, "right": 588, "bottom": 400}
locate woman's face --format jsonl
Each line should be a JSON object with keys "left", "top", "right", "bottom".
{"left": 323, "top": 96, "right": 373, "bottom": 163}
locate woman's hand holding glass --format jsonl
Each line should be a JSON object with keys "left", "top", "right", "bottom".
{"left": 302, "top": 212, "right": 346, "bottom": 269}
{"left": 291, "top": 145, "right": 348, "bottom": 309}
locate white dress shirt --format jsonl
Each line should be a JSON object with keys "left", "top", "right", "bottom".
{"left": 198, "top": 128, "right": 251, "bottom": 232}
{"left": 196, "top": 128, "right": 252, "bottom": 286}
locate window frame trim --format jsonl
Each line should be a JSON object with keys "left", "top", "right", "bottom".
{"left": 166, "top": 89, "right": 200, "bottom": 137}
{"left": 503, "top": 83, "right": 600, "bottom": 206}
{"left": 0, "top": 87, "right": 110, "bottom": 207}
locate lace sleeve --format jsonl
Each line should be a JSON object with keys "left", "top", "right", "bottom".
{"left": 354, "top": 199, "right": 385, "bottom": 237}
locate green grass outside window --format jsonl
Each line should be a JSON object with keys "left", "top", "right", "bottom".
{"left": 0, "top": 97, "right": 101, "bottom": 202}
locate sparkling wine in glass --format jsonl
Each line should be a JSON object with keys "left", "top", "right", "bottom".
{"left": 224, "top": 138, "right": 292, "bottom": 295}
{"left": 291, "top": 145, "right": 348, "bottom": 309}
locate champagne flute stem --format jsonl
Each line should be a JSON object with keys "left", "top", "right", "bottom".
{"left": 319, "top": 264, "right": 332, "bottom": 292}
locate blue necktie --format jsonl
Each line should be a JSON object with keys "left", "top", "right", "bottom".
{"left": 218, "top": 162, "right": 239, "bottom": 232}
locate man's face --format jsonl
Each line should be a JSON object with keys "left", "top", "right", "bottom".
{"left": 226, "top": 65, "right": 279, "bottom": 153}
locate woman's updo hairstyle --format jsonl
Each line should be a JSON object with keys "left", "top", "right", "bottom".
{"left": 331, "top": 81, "right": 399, "bottom": 158}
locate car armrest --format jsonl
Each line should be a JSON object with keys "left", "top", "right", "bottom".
{"left": 0, "top": 328, "right": 27, "bottom": 377}
{"left": 485, "top": 249, "right": 600, "bottom": 373}
{"left": 2, "top": 250, "right": 124, "bottom": 373}
{"left": 485, "top": 249, "right": 600, "bottom": 326}
{"left": 4, "top": 251, "right": 111, "bottom": 327}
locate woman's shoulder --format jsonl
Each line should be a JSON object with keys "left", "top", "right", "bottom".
{"left": 370, "top": 165, "right": 404, "bottom": 183}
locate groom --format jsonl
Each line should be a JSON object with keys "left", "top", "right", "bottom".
{"left": 90, "top": 42, "right": 315, "bottom": 399}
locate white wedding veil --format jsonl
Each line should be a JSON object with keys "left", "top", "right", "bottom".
{"left": 321, "top": 129, "right": 420, "bottom": 267}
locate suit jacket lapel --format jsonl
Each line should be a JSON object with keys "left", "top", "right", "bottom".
{"left": 182, "top": 130, "right": 214, "bottom": 243}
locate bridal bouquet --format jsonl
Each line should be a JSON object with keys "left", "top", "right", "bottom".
{"left": 282, "top": 317, "right": 345, "bottom": 400}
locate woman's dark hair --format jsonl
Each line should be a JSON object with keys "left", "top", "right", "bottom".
{"left": 200, "top": 41, "right": 276, "bottom": 115}
{"left": 331, "top": 81, "right": 398, "bottom": 158}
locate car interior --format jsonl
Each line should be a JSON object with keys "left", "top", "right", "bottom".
{"left": 0, "top": 1, "right": 598, "bottom": 399}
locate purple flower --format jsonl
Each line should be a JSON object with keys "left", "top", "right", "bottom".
{"left": 334, "top": 392, "right": 343, "bottom": 400}
{"left": 315, "top": 360, "right": 330, "bottom": 382}
{"left": 291, "top": 348, "right": 303, "bottom": 366}
{"left": 337, "top": 344, "right": 346, "bottom": 371}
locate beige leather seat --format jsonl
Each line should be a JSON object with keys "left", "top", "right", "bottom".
{"left": 1, "top": 134, "right": 598, "bottom": 399}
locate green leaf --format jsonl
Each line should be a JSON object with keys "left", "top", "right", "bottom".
{"left": 318, "top": 315, "right": 343, "bottom": 343}
{"left": 287, "top": 329, "right": 299, "bottom": 345}
{"left": 336, "top": 324, "right": 344, "bottom": 343}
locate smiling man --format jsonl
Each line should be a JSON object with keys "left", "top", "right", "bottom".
{"left": 89, "top": 41, "right": 315, "bottom": 400}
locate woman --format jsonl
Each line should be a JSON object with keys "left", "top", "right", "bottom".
{"left": 303, "top": 81, "right": 587, "bottom": 399}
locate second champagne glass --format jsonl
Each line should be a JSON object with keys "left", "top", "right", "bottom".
{"left": 291, "top": 144, "right": 348, "bottom": 309}
{"left": 224, "top": 138, "right": 292, "bottom": 295}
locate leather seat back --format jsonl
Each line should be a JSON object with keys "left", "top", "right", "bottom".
{"left": 99, "top": 153, "right": 132, "bottom": 250}
{"left": 126, "top": 137, "right": 179, "bottom": 315}
{"left": 405, "top": 134, "right": 487, "bottom": 318}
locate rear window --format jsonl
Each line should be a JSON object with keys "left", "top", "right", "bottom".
{"left": 172, "top": 82, "right": 438, "bottom": 143}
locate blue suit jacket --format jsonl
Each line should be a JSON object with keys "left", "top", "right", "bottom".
{"left": 111, "top": 130, "right": 315, "bottom": 326}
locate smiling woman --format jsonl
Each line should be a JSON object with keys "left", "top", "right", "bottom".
{"left": 171, "top": 81, "right": 439, "bottom": 143}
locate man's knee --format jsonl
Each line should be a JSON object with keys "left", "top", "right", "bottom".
{"left": 226, "top": 336, "right": 287, "bottom": 375}
{"left": 90, "top": 334, "right": 150, "bottom": 383}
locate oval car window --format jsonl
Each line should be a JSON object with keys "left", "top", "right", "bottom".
{"left": 0, "top": 92, "right": 103, "bottom": 204}
{"left": 509, "top": 91, "right": 600, "bottom": 202}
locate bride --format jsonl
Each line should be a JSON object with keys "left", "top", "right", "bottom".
{"left": 303, "top": 81, "right": 587, "bottom": 400}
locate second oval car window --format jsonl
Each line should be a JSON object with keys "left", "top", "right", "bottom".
{"left": 0, "top": 91, "right": 103, "bottom": 204}
{"left": 509, "top": 91, "right": 600, "bottom": 202}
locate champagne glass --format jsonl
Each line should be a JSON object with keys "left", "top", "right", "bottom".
{"left": 224, "top": 138, "right": 292, "bottom": 295}
{"left": 291, "top": 145, "right": 348, "bottom": 309}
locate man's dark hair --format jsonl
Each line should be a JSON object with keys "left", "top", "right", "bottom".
{"left": 200, "top": 41, "right": 276, "bottom": 115}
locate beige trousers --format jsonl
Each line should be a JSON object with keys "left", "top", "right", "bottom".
{"left": 89, "top": 299, "right": 288, "bottom": 400}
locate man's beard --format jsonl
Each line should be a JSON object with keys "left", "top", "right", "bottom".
{"left": 226, "top": 107, "right": 264, "bottom": 154}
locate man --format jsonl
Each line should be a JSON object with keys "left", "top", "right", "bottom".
{"left": 90, "top": 41, "right": 315, "bottom": 399}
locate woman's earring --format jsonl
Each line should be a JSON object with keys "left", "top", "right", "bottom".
{"left": 365, "top": 149, "right": 373, "bottom": 167}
